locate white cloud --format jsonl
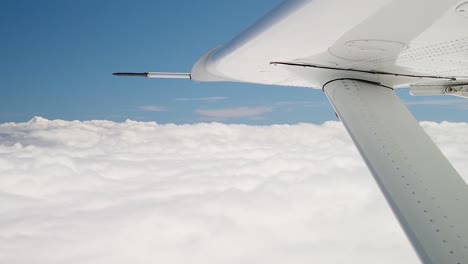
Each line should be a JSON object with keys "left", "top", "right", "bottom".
{"left": 139, "top": 105, "right": 168, "bottom": 112}
{"left": 275, "top": 101, "right": 326, "bottom": 107}
{"left": 176, "top": 97, "right": 227, "bottom": 102}
{"left": 0, "top": 117, "right": 467, "bottom": 264}
{"left": 196, "top": 106, "right": 272, "bottom": 120}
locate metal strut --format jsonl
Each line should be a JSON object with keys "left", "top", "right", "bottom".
{"left": 323, "top": 79, "right": 468, "bottom": 264}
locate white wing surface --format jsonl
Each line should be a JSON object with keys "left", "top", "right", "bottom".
{"left": 116, "top": 1, "right": 468, "bottom": 263}
{"left": 192, "top": 0, "right": 468, "bottom": 88}
{"left": 190, "top": 1, "right": 468, "bottom": 264}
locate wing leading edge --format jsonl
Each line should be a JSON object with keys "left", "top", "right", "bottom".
{"left": 192, "top": 0, "right": 468, "bottom": 88}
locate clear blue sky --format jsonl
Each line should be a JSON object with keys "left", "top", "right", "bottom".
{"left": 1, "top": 0, "right": 467, "bottom": 124}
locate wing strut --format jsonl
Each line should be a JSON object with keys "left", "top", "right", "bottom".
{"left": 323, "top": 79, "right": 468, "bottom": 264}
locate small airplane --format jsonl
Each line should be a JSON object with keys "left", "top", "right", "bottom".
{"left": 114, "top": 1, "right": 468, "bottom": 263}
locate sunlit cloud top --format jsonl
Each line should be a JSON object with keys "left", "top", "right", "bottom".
{"left": 0, "top": 118, "right": 467, "bottom": 264}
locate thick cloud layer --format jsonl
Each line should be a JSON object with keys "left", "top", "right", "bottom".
{"left": 1, "top": 117, "right": 467, "bottom": 264}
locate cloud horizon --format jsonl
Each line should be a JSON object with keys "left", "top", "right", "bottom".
{"left": 1, "top": 117, "right": 467, "bottom": 264}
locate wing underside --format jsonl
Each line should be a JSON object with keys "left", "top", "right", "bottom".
{"left": 192, "top": 0, "right": 468, "bottom": 88}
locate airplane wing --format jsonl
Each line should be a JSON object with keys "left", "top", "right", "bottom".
{"left": 192, "top": 0, "right": 468, "bottom": 89}
{"left": 116, "top": 1, "right": 468, "bottom": 263}
{"left": 193, "top": 1, "right": 468, "bottom": 263}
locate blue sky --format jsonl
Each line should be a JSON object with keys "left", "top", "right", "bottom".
{"left": 1, "top": 0, "right": 467, "bottom": 125}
